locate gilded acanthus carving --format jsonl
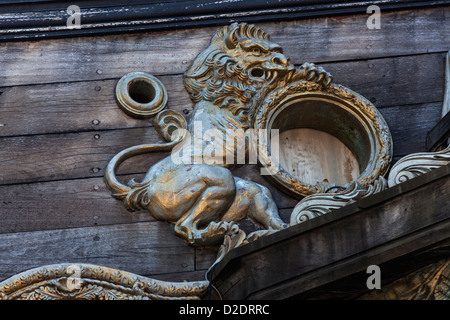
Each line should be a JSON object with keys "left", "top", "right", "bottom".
{"left": 387, "top": 144, "right": 450, "bottom": 187}
{"left": 0, "top": 264, "right": 208, "bottom": 300}
{"left": 290, "top": 177, "right": 388, "bottom": 225}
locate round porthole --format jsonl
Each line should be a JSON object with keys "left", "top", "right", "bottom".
{"left": 254, "top": 80, "right": 393, "bottom": 198}
{"left": 115, "top": 72, "right": 168, "bottom": 118}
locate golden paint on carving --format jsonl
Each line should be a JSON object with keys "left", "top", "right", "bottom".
{"left": 105, "top": 22, "right": 391, "bottom": 249}
{"left": 290, "top": 177, "right": 388, "bottom": 225}
{"left": 254, "top": 80, "right": 392, "bottom": 198}
{"left": 115, "top": 72, "right": 168, "bottom": 118}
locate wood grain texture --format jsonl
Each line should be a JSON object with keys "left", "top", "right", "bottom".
{"left": 0, "top": 175, "right": 152, "bottom": 234}
{"left": 279, "top": 128, "right": 360, "bottom": 186}
{"left": 0, "top": 75, "right": 192, "bottom": 138}
{"left": 3, "top": 0, "right": 448, "bottom": 42}
{"left": 0, "top": 7, "right": 448, "bottom": 87}
{"left": 0, "top": 221, "right": 196, "bottom": 281}
{"left": 381, "top": 102, "right": 443, "bottom": 156}
{"left": 0, "top": 127, "right": 167, "bottom": 185}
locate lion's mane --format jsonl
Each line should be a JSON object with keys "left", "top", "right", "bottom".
{"left": 183, "top": 23, "right": 272, "bottom": 121}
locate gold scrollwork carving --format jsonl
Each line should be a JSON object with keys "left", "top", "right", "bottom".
{"left": 359, "top": 258, "right": 450, "bottom": 300}
{"left": 0, "top": 264, "right": 208, "bottom": 300}
{"left": 387, "top": 144, "right": 450, "bottom": 187}
{"left": 290, "top": 177, "right": 388, "bottom": 226}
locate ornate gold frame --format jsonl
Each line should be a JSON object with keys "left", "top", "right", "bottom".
{"left": 254, "top": 80, "right": 393, "bottom": 198}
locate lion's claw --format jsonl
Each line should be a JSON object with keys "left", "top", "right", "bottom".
{"left": 300, "top": 62, "right": 333, "bottom": 87}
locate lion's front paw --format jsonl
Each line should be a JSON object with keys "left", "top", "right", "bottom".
{"left": 190, "top": 221, "right": 229, "bottom": 246}
{"left": 300, "top": 62, "right": 333, "bottom": 87}
{"left": 193, "top": 221, "right": 241, "bottom": 246}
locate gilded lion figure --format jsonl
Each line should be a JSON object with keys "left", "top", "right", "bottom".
{"left": 105, "top": 22, "right": 332, "bottom": 245}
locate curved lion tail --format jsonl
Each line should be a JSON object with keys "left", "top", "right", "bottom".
{"left": 104, "top": 109, "right": 187, "bottom": 204}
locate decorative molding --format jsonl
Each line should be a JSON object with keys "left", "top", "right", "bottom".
{"left": 0, "top": 0, "right": 448, "bottom": 41}
{"left": 0, "top": 263, "right": 209, "bottom": 300}
{"left": 387, "top": 144, "right": 450, "bottom": 187}
{"left": 290, "top": 177, "right": 388, "bottom": 226}
{"left": 115, "top": 72, "right": 168, "bottom": 119}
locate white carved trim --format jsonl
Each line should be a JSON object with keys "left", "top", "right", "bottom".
{"left": 387, "top": 144, "right": 450, "bottom": 187}
{"left": 0, "top": 263, "right": 209, "bottom": 300}
{"left": 290, "top": 177, "right": 387, "bottom": 226}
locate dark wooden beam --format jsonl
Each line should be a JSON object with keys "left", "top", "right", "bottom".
{"left": 208, "top": 164, "right": 450, "bottom": 300}
{"left": 426, "top": 112, "right": 450, "bottom": 151}
{"left": 0, "top": 0, "right": 449, "bottom": 41}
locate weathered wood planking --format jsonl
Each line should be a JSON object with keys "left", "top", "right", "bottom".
{"left": 279, "top": 128, "right": 360, "bottom": 186}
{"left": 0, "top": 127, "right": 167, "bottom": 185}
{"left": 381, "top": 102, "right": 443, "bottom": 156}
{"left": 0, "top": 75, "right": 192, "bottom": 138}
{"left": 0, "top": 52, "right": 445, "bottom": 138}
{"left": 0, "top": 221, "right": 202, "bottom": 281}
{"left": 0, "top": 175, "right": 153, "bottom": 234}
{"left": 0, "top": 7, "right": 448, "bottom": 87}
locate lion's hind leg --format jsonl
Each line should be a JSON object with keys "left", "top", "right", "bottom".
{"left": 222, "top": 177, "right": 288, "bottom": 231}
{"left": 249, "top": 183, "right": 289, "bottom": 230}
{"left": 171, "top": 165, "right": 237, "bottom": 245}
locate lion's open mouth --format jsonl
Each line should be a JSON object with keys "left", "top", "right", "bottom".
{"left": 249, "top": 67, "right": 280, "bottom": 84}
{"left": 249, "top": 63, "right": 296, "bottom": 84}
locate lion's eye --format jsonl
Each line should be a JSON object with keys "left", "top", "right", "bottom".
{"left": 252, "top": 47, "right": 261, "bottom": 55}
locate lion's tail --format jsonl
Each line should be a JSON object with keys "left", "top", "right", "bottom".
{"left": 104, "top": 110, "right": 187, "bottom": 204}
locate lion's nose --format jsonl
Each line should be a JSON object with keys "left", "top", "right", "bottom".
{"left": 272, "top": 54, "right": 289, "bottom": 67}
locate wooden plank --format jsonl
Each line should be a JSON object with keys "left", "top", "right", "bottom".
{"left": 0, "top": 173, "right": 295, "bottom": 235}
{"left": 0, "top": 75, "right": 192, "bottom": 138}
{"left": 210, "top": 165, "right": 450, "bottom": 299}
{"left": 323, "top": 52, "right": 446, "bottom": 109}
{"left": 380, "top": 102, "right": 443, "bottom": 156}
{"left": 2, "top": 0, "right": 447, "bottom": 42}
{"left": 0, "top": 7, "right": 448, "bottom": 87}
{"left": 0, "top": 175, "right": 154, "bottom": 234}
{"left": 279, "top": 128, "right": 360, "bottom": 186}
{"left": 0, "top": 221, "right": 196, "bottom": 281}
{"left": 0, "top": 127, "right": 167, "bottom": 185}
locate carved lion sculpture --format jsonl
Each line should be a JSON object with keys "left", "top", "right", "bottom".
{"left": 105, "top": 22, "right": 332, "bottom": 245}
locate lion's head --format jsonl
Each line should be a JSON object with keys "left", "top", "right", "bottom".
{"left": 184, "top": 23, "right": 298, "bottom": 125}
